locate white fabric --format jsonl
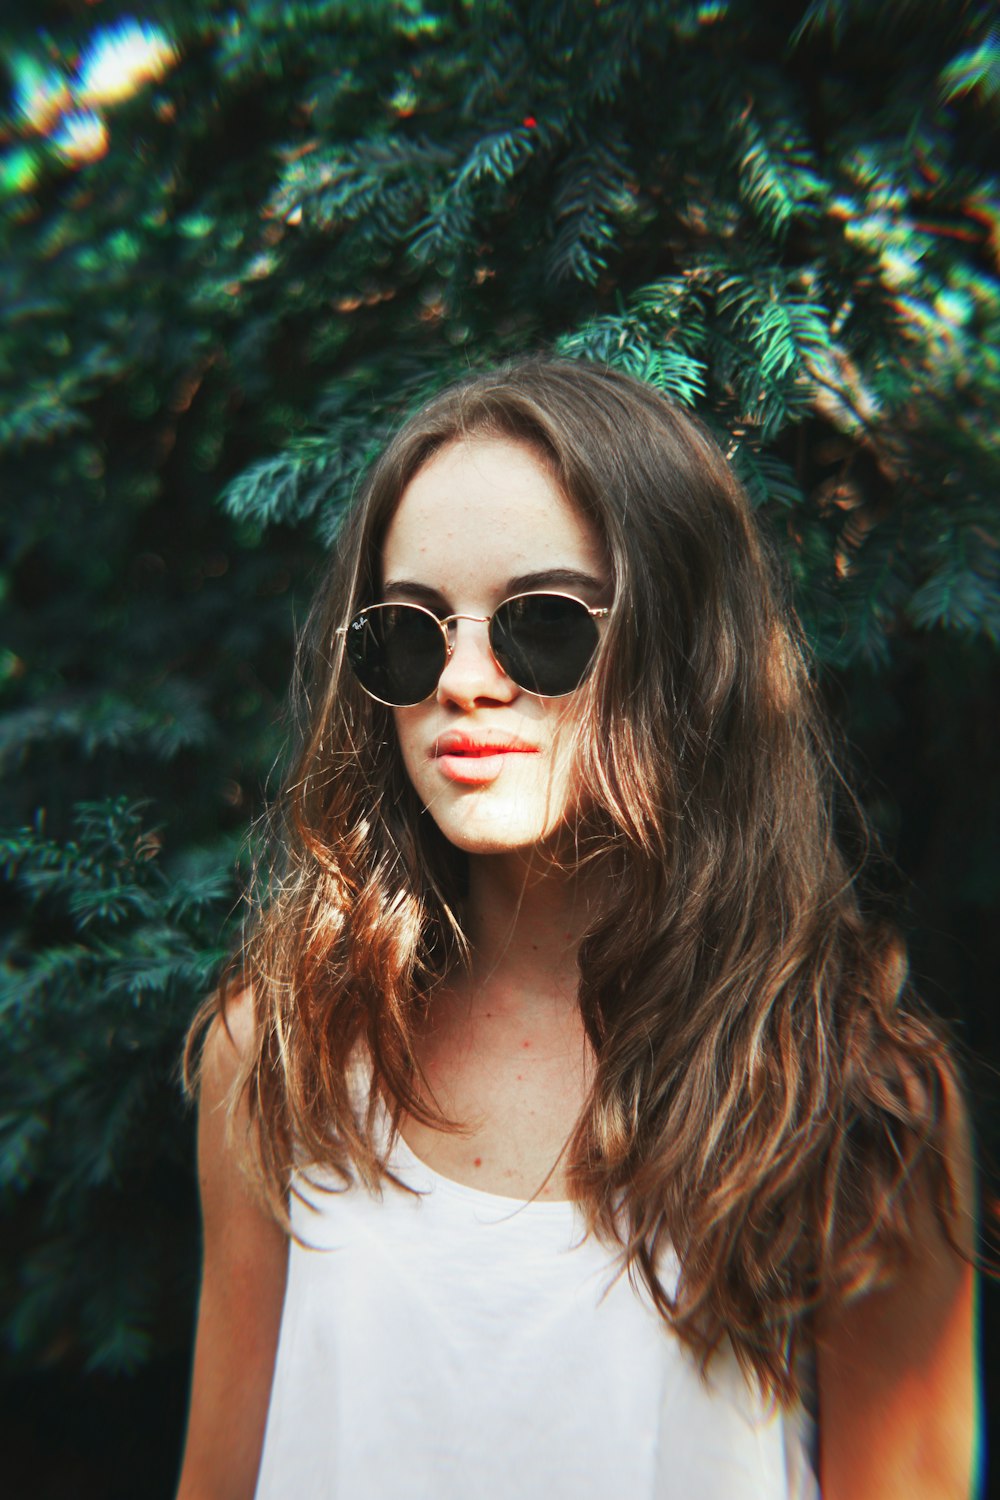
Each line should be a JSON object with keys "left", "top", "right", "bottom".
{"left": 255, "top": 1125, "right": 820, "bottom": 1500}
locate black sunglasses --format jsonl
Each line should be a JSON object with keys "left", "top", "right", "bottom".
{"left": 338, "top": 590, "right": 610, "bottom": 707}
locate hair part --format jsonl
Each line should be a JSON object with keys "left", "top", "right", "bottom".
{"left": 186, "top": 355, "right": 966, "bottom": 1403}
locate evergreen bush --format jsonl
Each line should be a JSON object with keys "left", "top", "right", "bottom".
{"left": 1, "top": 0, "right": 997, "bottom": 1421}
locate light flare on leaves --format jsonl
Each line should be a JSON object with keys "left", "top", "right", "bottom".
{"left": 74, "top": 20, "right": 179, "bottom": 109}
{"left": 10, "top": 57, "right": 71, "bottom": 133}
{"left": 51, "top": 110, "right": 110, "bottom": 166}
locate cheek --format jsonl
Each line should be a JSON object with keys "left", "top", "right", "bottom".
{"left": 548, "top": 699, "right": 592, "bottom": 803}
{"left": 391, "top": 707, "right": 425, "bottom": 785}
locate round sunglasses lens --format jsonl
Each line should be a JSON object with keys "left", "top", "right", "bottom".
{"left": 491, "top": 594, "right": 599, "bottom": 697}
{"left": 344, "top": 605, "right": 445, "bottom": 705}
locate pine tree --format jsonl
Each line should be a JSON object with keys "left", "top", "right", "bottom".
{"left": 1, "top": 0, "right": 998, "bottom": 1477}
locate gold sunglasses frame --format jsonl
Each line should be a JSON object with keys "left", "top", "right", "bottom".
{"left": 336, "top": 590, "right": 610, "bottom": 707}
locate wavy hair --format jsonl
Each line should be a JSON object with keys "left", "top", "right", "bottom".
{"left": 187, "top": 356, "right": 965, "bottom": 1402}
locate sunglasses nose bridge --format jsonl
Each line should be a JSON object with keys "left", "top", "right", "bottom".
{"left": 438, "top": 611, "right": 491, "bottom": 659}
{"left": 434, "top": 611, "right": 516, "bottom": 704}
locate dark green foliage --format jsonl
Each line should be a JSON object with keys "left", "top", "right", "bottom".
{"left": 0, "top": 0, "right": 998, "bottom": 1404}
{"left": 1, "top": 799, "right": 238, "bottom": 1370}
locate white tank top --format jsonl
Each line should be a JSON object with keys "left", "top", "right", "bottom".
{"left": 256, "top": 1124, "right": 820, "bottom": 1500}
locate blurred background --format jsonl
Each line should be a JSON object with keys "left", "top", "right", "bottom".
{"left": 1, "top": 1, "right": 997, "bottom": 1495}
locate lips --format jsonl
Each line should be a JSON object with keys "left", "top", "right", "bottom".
{"left": 432, "top": 731, "right": 539, "bottom": 784}
{"left": 433, "top": 732, "right": 539, "bottom": 758}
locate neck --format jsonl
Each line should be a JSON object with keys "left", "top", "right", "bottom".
{"left": 459, "top": 848, "right": 593, "bottom": 1017}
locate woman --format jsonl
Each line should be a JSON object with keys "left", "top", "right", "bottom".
{"left": 177, "top": 358, "right": 978, "bottom": 1499}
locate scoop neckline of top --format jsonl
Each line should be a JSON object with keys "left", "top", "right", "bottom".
{"left": 391, "top": 1126, "right": 579, "bottom": 1215}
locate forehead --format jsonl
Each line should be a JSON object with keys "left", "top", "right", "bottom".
{"left": 381, "top": 436, "right": 607, "bottom": 596}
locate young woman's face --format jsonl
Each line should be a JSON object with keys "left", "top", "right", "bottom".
{"left": 381, "top": 436, "right": 610, "bottom": 856}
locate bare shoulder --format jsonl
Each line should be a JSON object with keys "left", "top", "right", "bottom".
{"left": 176, "top": 987, "right": 289, "bottom": 1500}
{"left": 193, "top": 987, "right": 264, "bottom": 1205}
{"left": 816, "top": 1064, "right": 980, "bottom": 1500}
{"left": 200, "top": 985, "right": 256, "bottom": 1095}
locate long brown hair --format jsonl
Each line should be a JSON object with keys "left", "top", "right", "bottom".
{"left": 187, "top": 356, "right": 964, "bottom": 1402}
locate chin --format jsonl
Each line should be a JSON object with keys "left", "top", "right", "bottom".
{"left": 428, "top": 806, "right": 564, "bottom": 858}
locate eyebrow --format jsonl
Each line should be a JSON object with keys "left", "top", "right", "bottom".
{"left": 381, "top": 568, "right": 608, "bottom": 606}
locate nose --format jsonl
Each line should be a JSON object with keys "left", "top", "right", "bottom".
{"left": 435, "top": 617, "right": 518, "bottom": 709}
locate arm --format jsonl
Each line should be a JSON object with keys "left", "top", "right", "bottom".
{"left": 176, "top": 999, "right": 289, "bottom": 1500}
{"left": 816, "top": 1076, "right": 980, "bottom": 1500}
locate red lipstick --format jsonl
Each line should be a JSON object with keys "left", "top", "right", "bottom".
{"left": 433, "top": 731, "right": 539, "bottom": 784}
